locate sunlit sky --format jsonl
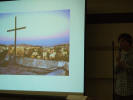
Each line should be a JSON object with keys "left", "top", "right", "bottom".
{"left": 0, "top": 9, "right": 70, "bottom": 46}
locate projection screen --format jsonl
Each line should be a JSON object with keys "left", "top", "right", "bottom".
{"left": 0, "top": 0, "right": 85, "bottom": 96}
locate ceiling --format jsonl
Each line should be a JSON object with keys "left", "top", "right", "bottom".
{"left": 86, "top": 0, "right": 133, "bottom": 14}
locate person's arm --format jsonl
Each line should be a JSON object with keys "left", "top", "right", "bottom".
{"left": 125, "top": 53, "right": 133, "bottom": 70}
{"left": 115, "top": 61, "right": 125, "bottom": 73}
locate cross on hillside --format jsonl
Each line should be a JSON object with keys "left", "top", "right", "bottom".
{"left": 7, "top": 16, "right": 26, "bottom": 62}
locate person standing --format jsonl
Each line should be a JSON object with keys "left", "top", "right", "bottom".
{"left": 115, "top": 33, "right": 133, "bottom": 100}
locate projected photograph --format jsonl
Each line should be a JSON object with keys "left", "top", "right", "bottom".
{"left": 0, "top": 9, "right": 70, "bottom": 76}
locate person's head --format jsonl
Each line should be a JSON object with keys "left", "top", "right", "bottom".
{"left": 118, "top": 33, "right": 133, "bottom": 51}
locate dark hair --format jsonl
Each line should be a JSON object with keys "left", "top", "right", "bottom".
{"left": 118, "top": 33, "right": 133, "bottom": 46}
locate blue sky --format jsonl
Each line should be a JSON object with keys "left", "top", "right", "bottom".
{"left": 0, "top": 9, "right": 70, "bottom": 46}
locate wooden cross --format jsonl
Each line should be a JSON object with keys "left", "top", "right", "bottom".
{"left": 7, "top": 16, "right": 26, "bottom": 60}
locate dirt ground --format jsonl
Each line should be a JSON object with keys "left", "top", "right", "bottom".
{"left": 0, "top": 61, "right": 66, "bottom": 75}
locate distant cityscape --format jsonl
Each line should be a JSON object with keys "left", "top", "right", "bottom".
{"left": 0, "top": 43, "right": 69, "bottom": 61}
